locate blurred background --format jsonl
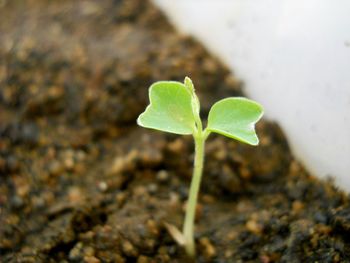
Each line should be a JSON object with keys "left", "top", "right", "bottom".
{"left": 154, "top": 0, "right": 350, "bottom": 191}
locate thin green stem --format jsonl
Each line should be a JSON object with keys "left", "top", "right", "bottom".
{"left": 183, "top": 133, "right": 205, "bottom": 257}
{"left": 183, "top": 77, "right": 210, "bottom": 257}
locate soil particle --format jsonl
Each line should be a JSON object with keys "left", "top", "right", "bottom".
{"left": 156, "top": 170, "right": 170, "bottom": 184}
{"left": 332, "top": 206, "right": 350, "bottom": 232}
{"left": 84, "top": 255, "right": 101, "bottom": 263}
{"left": 246, "top": 219, "right": 263, "bottom": 235}
{"left": 1, "top": 0, "right": 350, "bottom": 262}
{"left": 121, "top": 240, "right": 138, "bottom": 258}
{"left": 199, "top": 237, "right": 216, "bottom": 260}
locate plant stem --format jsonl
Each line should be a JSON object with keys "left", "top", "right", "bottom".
{"left": 183, "top": 133, "right": 205, "bottom": 257}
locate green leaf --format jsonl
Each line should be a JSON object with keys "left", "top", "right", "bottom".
{"left": 207, "top": 97, "right": 264, "bottom": 145}
{"left": 137, "top": 81, "right": 196, "bottom": 135}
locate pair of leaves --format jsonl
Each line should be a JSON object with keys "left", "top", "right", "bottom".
{"left": 137, "top": 80, "right": 263, "bottom": 145}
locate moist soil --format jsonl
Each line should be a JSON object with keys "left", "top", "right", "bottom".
{"left": 1, "top": 1, "right": 350, "bottom": 262}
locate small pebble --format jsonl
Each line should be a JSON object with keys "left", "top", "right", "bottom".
{"left": 137, "top": 255, "right": 150, "bottom": 263}
{"left": 147, "top": 183, "right": 158, "bottom": 194}
{"left": 69, "top": 242, "right": 84, "bottom": 261}
{"left": 167, "top": 138, "right": 184, "bottom": 153}
{"left": 169, "top": 192, "right": 180, "bottom": 207}
{"left": 109, "top": 150, "right": 138, "bottom": 175}
{"left": 156, "top": 170, "right": 169, "bottom": 183}
{"left": 98, "top": 181, "right": 108, "bottom": 192}
{"left": 317, "top": 224, "right": 331, "bottom": 235}
{"left": 199, "top": 237, "right": 216, "bottom": 259}
{"left": 146, "top": 219, "right": 159, "bottom": 236}
{"left": 214, "top": 148, "right": 226, "bottom": 160}
{"left": 201, "top": 194, "right": 216, "bottom": 204}
{"left": 246, "top": 219, "right": 263, "bottom": 235}
{"left": 31, "top": 196, "right": 44, "bottom": 209}
{"left": 289, "top": 160, "right": 301, "bottom": 175}
{"left": 84, "top": 246, "right": 95, "bottom": 257}
{"left": 226, "top": 230, "right": 238, "bottom": 241}
{"left": 292, "top": 200, "right": 304, "bottom": 214}
{"left": 224, "top": 249, "right": 233, "bottom": 258}
{"left": 64, "top": 157, "right": 75, "bottom": 170}
{"left": 260, "top": 254, "right": 271, "bottom": 263}
{"left": 239, "top": 166, "right": 252, "bottom": 180}
{"left": 68, "top": 186, "right": 84, "bottom": 203}
{"left": 122, "top": 240, "right": 138, "bottom": 257}
{"left": 115, "top": 192, "right": 127, "bottom": 207}
{"left": 84, "top": 256, "right": 100, "bottom": 263}
{"left": 140, "top": 148, "right": 162, "bottom": 166}
{"left": 11, "top": 195, "right": 24, "bottom": 209}
{"left": 133, "top": 186, "right": 147, "bottom": 197}
{"left": 334, "top": 253, "right": 341, "bottom": 262}
{"left": 219, "top": 165, "right": 240, "bottom": 193}
{"left": 48, "top": 160, "right": 64, "bottom": 176}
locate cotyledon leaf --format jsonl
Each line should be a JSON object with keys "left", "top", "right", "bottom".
{"left": 206, "top": 97, "right": 264, "bottom": 145}
{"left": 137, "top": 81, "right": 196, "bottom": 135}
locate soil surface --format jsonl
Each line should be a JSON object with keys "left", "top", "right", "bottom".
{"left": 1, "top": 1, "right": 350, "bottom": 262}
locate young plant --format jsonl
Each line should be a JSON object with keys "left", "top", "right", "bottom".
{"left": 137, "top": 77, "right": 263, "bottom": 257}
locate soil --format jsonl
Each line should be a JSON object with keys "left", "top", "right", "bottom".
{"left": 1, "top": 1, "right": 350, "bottom": 262}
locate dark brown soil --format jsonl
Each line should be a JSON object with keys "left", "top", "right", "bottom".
{"left": 1, "top": 1, "right": 350, "bottom": 262}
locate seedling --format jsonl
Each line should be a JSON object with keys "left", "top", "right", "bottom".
{"left": 137, "top": 77, "right": 263, "bottom": 257}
